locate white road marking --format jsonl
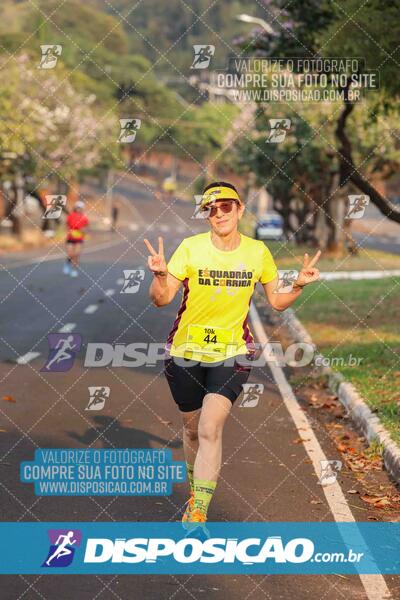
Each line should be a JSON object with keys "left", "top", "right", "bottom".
{"left": 2, "top": 239, "right": 124, "bottom": 269}
{"left": 104, "top": 289, "right": 115, "bottom": 296}
{"left": 249, "top": 301, "right": 392, "bottom": 600}
{"left": 58, "top": 323, "right": 76, "bottom": 333}
{"left": 16, "top": 352, "right": 41, "bottom": 364}
{"left": 116, "top": 278, "right": 124, "bottom": 285}
{"left": 84, "top": 304, "right": 98, "bottom": 314}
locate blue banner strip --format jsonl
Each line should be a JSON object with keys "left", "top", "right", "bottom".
{"left": 0, "top": 522, "right": 399, "bottom": 574}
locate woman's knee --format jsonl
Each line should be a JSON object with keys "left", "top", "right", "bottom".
{"left": 183, "top": 425, "right": 198, "bottom": 442}
{"left": 182, "top": 414, "right": 199, "bottom": 441}
{"left": 198, "top": 420, "right": 222, "bottom": 443}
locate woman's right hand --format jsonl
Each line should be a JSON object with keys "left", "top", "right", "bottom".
{"left": 144, "top": 237, "right": 167, "bottom": 276}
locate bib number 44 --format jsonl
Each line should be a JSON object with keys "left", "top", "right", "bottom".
{"left": 204, "top": 328, "right": 217, "bottom": 344}
{"left": 186, "top": 324, "right": 234, "bottom": 357}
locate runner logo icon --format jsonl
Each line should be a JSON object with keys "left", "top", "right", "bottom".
{"left": 276, "top": 270, "right": 298, "bottom": 293}
{"left": 41, "top": 334, "right": 82, "bottom": 372}
{"left": 86, "top": 386, "right": 110, "bottom": 411}
{"left": 118, "top": 119, "right": 141, "bottom": 143}
{"left": 42, "top": 529, "right": 82, "bottom": 567}
{"left": 191, "top": 45, "right": 215, "bottom": 69}
{"left": 43, "top": 195, "right": 66, "bottom": 219}
{"left": 38, "top": 45, "right": 62, "bottom": 69}
{"left": 266, "top": 118, "right": 291, "bottom": 143}
{"left": 319, "top": 460, "right": 343, "bottom": 486}
{"left": 240, "top": 383, "right": 264, "bottom": 407}
{"left": 120, "top": 269, "right": 145, "bottom": 293}
{"left": 346, "top": 195, "right": 369, "bottom": 219}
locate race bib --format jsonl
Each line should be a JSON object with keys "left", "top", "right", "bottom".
{"left": 186, "top": 324, "right": 234, "bottom": 357}
{"left": 70, "top": 229, "right": 83, "bottom": 239}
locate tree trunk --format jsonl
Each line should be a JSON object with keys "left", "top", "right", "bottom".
{"left": 4, "top": 181, "right": 22, "bottom": 236}
{"left": 335, "top": 78, "right": 400, "bottom": 223}
{"left": 272, "top": 195, "right": 295, "bottom": 238}
{"left": 325, "top": 173, "right": 347, "bottom": 256}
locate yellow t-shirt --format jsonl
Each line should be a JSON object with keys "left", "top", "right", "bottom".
{"left": 165, "top": 231, "right": 278, "bottom": 363}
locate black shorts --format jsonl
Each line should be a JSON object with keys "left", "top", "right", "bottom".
{"left": 163, "top": 354, "right": 253, "bottom": 412}
{"left": 67, "top": 239, "right": 84, "bottom": 245}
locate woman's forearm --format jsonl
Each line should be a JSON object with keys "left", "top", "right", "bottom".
{"left": 149, "top": 273, "right": 170, "bottom": 306}
{"left": 270, "top": 285, "right": 303, "bottom": 311}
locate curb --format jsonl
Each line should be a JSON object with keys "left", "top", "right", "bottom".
{"left": 320, "top": 270, "right": 400, "bottom": 281}
{"left": 277, "top": 307, "right": 400, "bottom": 485}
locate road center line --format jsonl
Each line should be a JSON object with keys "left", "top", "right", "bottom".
{"left": 16, "top": 352, "right": 41, "bottom": 365}
{"left": 58, "top": 323, "right": 77, "bottom": 333}
{"left": 1, "top": 239, "right": 124, "bottom": 269}
{"left": 84, "top": 305, "right": 98, "bottom": 314}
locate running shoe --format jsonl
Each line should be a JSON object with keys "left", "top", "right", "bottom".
{"left": 63, "top": 263, "right": 70, "bottom": 275}
{"left": 70, "top": 269, "right": 78, "bottom": 277}
{"left": 184, "top": 509, "right": 210, "bottom": 539}
{"left": 189, "top": 508, "right": 207, "bottom": 523}
{"left": 181, "top": 492, "right": 194, "bottom": 527}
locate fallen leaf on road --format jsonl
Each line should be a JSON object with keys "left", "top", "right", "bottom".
{"left": 156, "top": 416, "right": 172, "bottom": 425}
{"left": 2, "top": 395, "right": 16, "bottom": 403}
{"left": 310, "top": 499, "right": 323, "bottom": 505}
{"left": 307, "top": 394, "right": 319, "bottom": 405}
{"left": 293, "top": 437, "right": 310, "bottom": 444}
{"left": 347, "top": 489, "right": 358, "bottom": 494}
{"left": 361, "top": 494, "right": 390, "bottom": 507}
{"left": 374, "top": 498, "right": 391, "bottom": 508}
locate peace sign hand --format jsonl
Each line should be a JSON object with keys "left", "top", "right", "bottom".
{"left": 295, "top": 249, "right": 321, "bottom": 288}
{"left": 144, "top": 237, "right": 167, "bottom": 276}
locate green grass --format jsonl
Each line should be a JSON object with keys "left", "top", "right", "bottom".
{"left": 241, "top": 211, "right": 400, "bottom": 443}
{"left": 269, "top": 241, "right": 400, "bottom": 272}
{"left": 293, "top": 278, "right": 400, "bottom": 444}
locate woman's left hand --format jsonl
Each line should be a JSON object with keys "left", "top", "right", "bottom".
{"left": 295, "top": 250, "right": 321, "bottom": 287}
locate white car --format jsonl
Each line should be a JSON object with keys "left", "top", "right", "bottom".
{"left": 255, "top": 215, "right": 284, "bottom": 241}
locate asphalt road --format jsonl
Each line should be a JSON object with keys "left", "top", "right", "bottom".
{"left": 0, "top": 175, "right": 397, "bottom": 599}
{"left": 352, "top": 202, "right": 400, "bottom": 255}
{"left": 354, "top": 231, "right": 400, "bottom": 255}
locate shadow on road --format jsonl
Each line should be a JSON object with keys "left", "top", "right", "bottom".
{"left": 66, "top": 414, "right": 182, "bottom": 450}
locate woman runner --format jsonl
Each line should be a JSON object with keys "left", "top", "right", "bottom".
{"left": 144, "top": 181, "right": 321, "bottom": 527}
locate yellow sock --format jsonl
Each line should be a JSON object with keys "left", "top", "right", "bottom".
{"left": 193, "top": 478, "right": 217, "bottom": 517}
{"left": 186, "top": 462, "right": 194, "bottom": 494}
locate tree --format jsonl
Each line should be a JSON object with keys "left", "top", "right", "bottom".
{"left": 321, "top": 0, "right": 400, "bottom": 224}
{"left": 235, "top": 0, "right": 400, "bottom": 253}
{"left": 0, "top": 55, "right": 118, "bottom": 232}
